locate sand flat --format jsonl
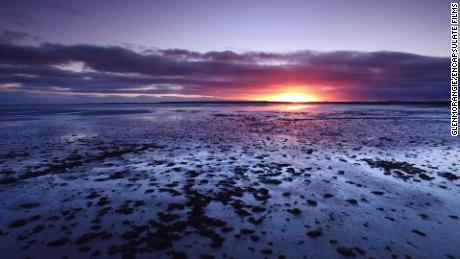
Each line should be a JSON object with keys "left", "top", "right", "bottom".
{"left": 0, "top": 103, "right": 458, "bottom": 259}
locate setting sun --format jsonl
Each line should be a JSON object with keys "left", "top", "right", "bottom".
{"left": 252, "top": 88, "right": 319, "bottom": 103}
{"left": 271, "top": 93, "right": 313, "bottom": 103}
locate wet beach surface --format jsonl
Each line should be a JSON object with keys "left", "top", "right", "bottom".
{"left": 0, "top": 103, "right": 459, "bottom": 259}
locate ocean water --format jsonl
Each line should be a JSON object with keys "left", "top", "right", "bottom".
{"left": 0, "top": 102, "right": 450, "bottom": 120}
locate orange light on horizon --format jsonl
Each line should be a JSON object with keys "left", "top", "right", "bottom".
{"left": 265, "top": 92, "right": 314, "bottom": 103}
{"left": 251, "top": 86, "right": 320, "bottom": 103}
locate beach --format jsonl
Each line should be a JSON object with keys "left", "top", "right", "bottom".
{"left": 0, "top": 103, "right": 458, "bottom": 259}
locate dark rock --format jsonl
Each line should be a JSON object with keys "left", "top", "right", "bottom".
{"left": 336, "top": 247, "right": 357, "bottom": 257}
{"left": 8, "top": 219, "right": 27, "bottom": 228}
{"left": 307, "top": 229, "right": 322, "bottom": 238}
{"left": 412, "top": 229, "right": 426, "bottom": 237}
{"left": 46, "top": 237, "right": 69, "bottom": 247}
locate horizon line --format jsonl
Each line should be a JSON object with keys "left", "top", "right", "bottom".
{"left": 0, "top": 100, "right": 450, "bottom": 106}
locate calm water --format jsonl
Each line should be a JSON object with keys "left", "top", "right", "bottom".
{"left": 0, "top": 102, "right": 450, "bottom": 120}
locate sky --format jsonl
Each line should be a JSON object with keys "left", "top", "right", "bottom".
{"left": 0, "top": 0, "right": 451, "bottom": 103}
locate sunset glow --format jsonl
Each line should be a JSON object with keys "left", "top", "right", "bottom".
{"left": 0, "top": 1, "right": 449, "bottom": 104}
{"left": 267, "top": 93, "right": 315, "bottom": 103}
{"left": 251, "top": 87, "right": 320, "bottom": 103}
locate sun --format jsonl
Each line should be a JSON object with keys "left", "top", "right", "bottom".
{"left": 274, "top": 93, "right": 312, "bottom": 103}
{"left": 259, "top": 92, "right": 317, "bottom": 103}
{"left": 247, "top": 85, "right": 320, "bottom": 103}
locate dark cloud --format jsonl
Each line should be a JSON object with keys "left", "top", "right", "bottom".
{"left": 0, "top": 42, "right": 449, "bottom": 103}
{"left": 0, "top": 30, "right": 40, "bottom": 44}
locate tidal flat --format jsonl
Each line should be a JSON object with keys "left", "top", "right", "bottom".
{"left": 0, "top": 103, "right": 459, "bottom": 259}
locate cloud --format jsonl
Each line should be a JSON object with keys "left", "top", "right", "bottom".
{"left": 0, "top": 42, "right": 449, "bottom": 103}
{"left": 0, "top": 30, "right": 41, "bottom": 44}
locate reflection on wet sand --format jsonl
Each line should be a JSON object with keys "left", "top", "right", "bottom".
{"left": 0, "top": 103, "right": 458, "bottom": 259}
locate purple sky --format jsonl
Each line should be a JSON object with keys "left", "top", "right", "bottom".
{"left": 0, "top": 0, "right": 451, "bottom": 103}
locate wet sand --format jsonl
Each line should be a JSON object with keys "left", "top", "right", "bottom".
{"left": 0, "top": 103, "right": 459, "bottom": 259}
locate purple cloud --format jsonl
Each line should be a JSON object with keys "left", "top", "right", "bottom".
{"left": 0, "top": 40, "right": 449, "bottom": 103}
